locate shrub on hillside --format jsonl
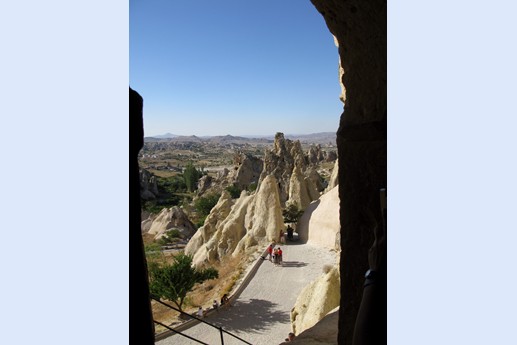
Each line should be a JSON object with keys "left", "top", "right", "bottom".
{"left": 247, "top": 182, "right": 257, "bottom": 192}
{"left": 194, "top": 193, "right": 221, "bottom": 218}
{"left": 225, "top": 184, "right": 241, "bottom": 199}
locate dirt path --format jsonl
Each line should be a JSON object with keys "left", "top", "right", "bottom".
{"left": 156, "top": 242, "right": 338, "bottom": 345}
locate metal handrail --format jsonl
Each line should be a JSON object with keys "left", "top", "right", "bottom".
{"left": 154, "top": 320, "right": 209, "bottom": 345}
{"left": 152, "top": 296, "right": 253, "bottom": 345}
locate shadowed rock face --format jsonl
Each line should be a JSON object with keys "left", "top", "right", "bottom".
{"left": 310, "top": 1, "right": 386, "bottom": 344}
{"left": 231, "top": 152, "right": 263, "bottom": 190}
{"left": 140, "top": 168, "right": 159, "bottom": 200}
{"left": 130, "top": 87, "right": 155, "bottom": 344}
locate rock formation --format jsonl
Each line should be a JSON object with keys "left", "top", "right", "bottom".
{"left": 290, "top": 265, "right": 340, "bottom": 336}
{"left": 139, "top": 168, "right": 159, "bottom": 200}
{"left": 308, "top": 144, "right": 326, "bottom": 165}
{"left": 325, "top": 150, "right": 338, "bottom": 162}
{"left": 324, "top": 159, "right": 339, "bottom": 193}
{"left": 184, "top": 190, "right": 234, "bottom": 262}
{"left": 310, "top": 1, "right": 387, "bottom": 343}
{"left": 229, "top": 152, "right": 263, "bottom": 190}
{"left": 287, "top": 165, "right": 312, "bottom": 210}
{"left": 258, "top": 132, "right": 326, "bottom": 212}
{"left": 129, "top": 87, "right": 155, "bottom": 345}
{"left": 259, "top": 132, "right": 307, "bottom": 205}
{"left": 145, "top": 206, "right": 197, "bottom": 240}
{"left": 196, "top": 175, "right": 213, "bottom": 195}
{"left": 216, "top": 167, "right": 229, "bottom": 180}
{"left": 235, "top": 174, "right": 284, "bottom": 250}
{"left": 281, "top": 307, "right": 339, "bottom": 345}
{"left": 297, "top": 185, "right": 340, "bottom": 251}
{"left": 185, "top": 175, "right": 284, "bottom": 267}
{"left": 190, "top": 191, "right": 254, "bottom": 266}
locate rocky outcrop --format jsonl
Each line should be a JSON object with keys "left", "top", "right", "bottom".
{"left": 259, "top": 132, "right": 307, "bottom": 205}
{"left": 139, "top": 168, "right": 159, "bottom": 200}
{"left": 216, "top": 168, "right": 229, "bottom": 180}
{"left": 190, "top": 191, "right": 254, "bottom": 266}
{"left": 297, "top": 186, "right": 340, "bottom": 250}
{"left": 325, "top": 150, "right": 337, "bottom": 162}
{"left": 324, "top": 159, "right": 339, "bottom": 193}
{"left": 230, "top": 152, "right": 263, "bottom": 190}
{"left": 235, "top": 174, "right": 284, "bottom": 252}
{"left": 185, "top": 175, "right": 284, "bottom": 266}
{"left": 280, "top": 307, "right": 339, "bottom": 345}
{"left": 258, "top": 132, "right": 328, "bottom": 212}
{"left": 197, "top": 175, "right": 213, "bottom": 195}
{"left": 291, "top": 266, "right": 340, "bottom": 335}
{"left": 146, "top": 206, "right": 196, "bottom": 240}
{"left": 308, "top": 144, "right": 326, "bottom": 165}
{"left": 184, "top": 191, "right": 234, "bottom": 261}
{"left": 287, "top": 165, "right": 312, "bottom": 210}
{"left": 306, "top": 170, "right": 323, "bottom": 201}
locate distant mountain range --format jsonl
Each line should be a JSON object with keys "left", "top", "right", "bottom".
{"left": 144, "top": 132, "right": 336, "bottom": 145}
{"left": 151, "top": 132, "right": 178, "bottom": 139}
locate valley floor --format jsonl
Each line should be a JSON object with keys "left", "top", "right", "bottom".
{"left": 156, "top": 242, "right": 338, "bottom": 345}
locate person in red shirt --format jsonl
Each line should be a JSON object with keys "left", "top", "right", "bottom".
{"left": 277, "top": 247, "right": 283, "bottom": 265}
{"left": 262, "top": 244, "right": 274, "bottom": 261}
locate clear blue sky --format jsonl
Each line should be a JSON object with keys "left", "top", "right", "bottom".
{"left": 130, "top": 0, "right": 343, "bottom": 137}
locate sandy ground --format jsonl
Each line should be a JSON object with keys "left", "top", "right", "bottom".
{"left": 156, "top": 242, "right": 338, "bottom": 345}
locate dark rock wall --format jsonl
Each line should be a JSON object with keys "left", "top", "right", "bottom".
{"left": 310, "top": 1, "right": 387, "bottom": 344}
{"left": 130, "top": 87, "right": 155, "bottom": 344}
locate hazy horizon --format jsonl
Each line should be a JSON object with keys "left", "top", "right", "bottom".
{"left": 145, "top": 130, "right": 336, "bottom": 138}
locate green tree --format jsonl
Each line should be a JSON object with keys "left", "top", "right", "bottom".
{"left": 158, "top": 175, "right": 187, "bottom": 194}
{"left": 148, "top": 253, "right": 218, "bottom": 312}
{"left": 194, "top": 193, "right": 221, "bottom": 218}
{"left": 183, "top": 162, "right": 201, "bottom": 192}
{"left": 282, "top": 204, "right": 304, "bottom": 224}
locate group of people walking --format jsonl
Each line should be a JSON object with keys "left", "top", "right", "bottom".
{"left": 264, "top": 243, "right": 283, "bottom": 265}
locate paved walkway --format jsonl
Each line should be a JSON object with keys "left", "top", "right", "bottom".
{"left": 156, "top": 242, "right": 338, "bottom": 345}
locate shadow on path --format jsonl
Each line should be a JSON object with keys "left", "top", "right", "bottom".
{"left": 279, "top": 261, "right": 307, "bottom": 268}
{"left": 207, "top": 298, "right": 290, "bottom": 334}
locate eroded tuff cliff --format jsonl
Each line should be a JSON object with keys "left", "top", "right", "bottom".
{"left": 229, "top": 152, "right": 263, "bottom": 190}
{"left": 297, "top": 185, "right": 340, "bottom": 250}
{"left": 259, "top": 133, "right": 306, "bottom": 205}
{"left": 290, "top": 265, "right": 340, "bottom": 336}
{"left": 185, "top": 175, "right": 284, "bottom": 267}
{"left": 144, "top": 206, "right": 196, "bottom": 240}
{"left": 184, "top": 140, "right": 335, "bottom": 267}
{"left": 324, "top": 158, "right": 339, "bottom": 193}
{"left": 259, "top": 132, "right": 325, "bottom": 210}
